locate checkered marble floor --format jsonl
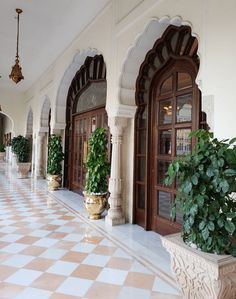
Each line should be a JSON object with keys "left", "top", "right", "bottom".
{"left": 0, "top": 163, "right": 182, "bottom": 299}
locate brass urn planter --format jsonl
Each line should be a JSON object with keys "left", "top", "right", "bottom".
{"left": 83, "top": 192, "right": 109, "bottom": 220}
{"left": 48, "top": 174, "right": 62, "bottom": 191}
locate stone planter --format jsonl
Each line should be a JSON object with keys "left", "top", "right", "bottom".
{"left": 161, "top": 233, "right": 236, "bottom": 299}
{"left": 48, "top": 174, "right": 61, "bottom": 191}
{"left": 83, "top": 192, "right": 109, "bottom": 220}
{"left": 17, "top": 162, "right": 31, "bottom": 179}
{"left": 0, "top": 152, "right": 5, "bottom": 162}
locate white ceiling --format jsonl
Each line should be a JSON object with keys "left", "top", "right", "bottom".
{"left": 0, "top": 0, "right": 110, "bottom": 92}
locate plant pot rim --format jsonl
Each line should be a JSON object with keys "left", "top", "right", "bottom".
{"left": 83, "top": 191, "right": 108, "bottom": 196}
{"left": 161, "top": 233, "right": 235, "bottom": 264}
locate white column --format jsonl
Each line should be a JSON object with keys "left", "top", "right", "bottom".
{"left": 105, "top": 117, "right": 127, "bottom": 226}
{"left": 35, "top": 133, "right": 45, "bottom": 179}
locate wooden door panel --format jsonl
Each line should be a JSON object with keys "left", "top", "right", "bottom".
{"left": 70, "top": 108, "right": 107, "bottom": 194}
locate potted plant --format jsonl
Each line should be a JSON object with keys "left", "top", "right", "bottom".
{"left": 11, "top": 135, "right": 31, "bottom": 178}
{"left": 83, "top": 128, "right": 110, "bottom": 219}
{"left": 0, "top": 144, "right": 5, "bottom": 162}
{"left": 162, "top": 129, "right": 236, "bottom": 299}
{"left": 47, "top": 134, "right": 64, "bottom": 191}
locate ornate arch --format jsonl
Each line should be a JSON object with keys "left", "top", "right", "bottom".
{"left": 64, "top": 54, "right": 107, "bottom": 188}
{"left": 55, "top": 48, "right": 101, "bottom": 126}
{"left": 136, "top": 25, "right": 199, "bottom": 105}
{"left": 26, "top": 108, "right": 33, "bottom": 137}
{"left": 119, "top": 16, "right": 201, "bottom": 107}
{"left": 40, "top": 97, "right": 51, "bottom": 131}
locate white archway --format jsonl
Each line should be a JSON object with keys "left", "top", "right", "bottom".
{"left": 26, "top": 108, "right": 33, "bottom": 137}
{"left": 40, "top": 97, "right": 51, "bottom": 132}
{"left": 119, "top": 16, "right": 201, "bottom": 107}
{"left": 55, "top": 48, "right": 101, "bottom": 126}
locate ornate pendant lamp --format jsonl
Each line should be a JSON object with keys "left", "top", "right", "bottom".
{"left": 9, "top": 8, "right": 24, "bottom": 84}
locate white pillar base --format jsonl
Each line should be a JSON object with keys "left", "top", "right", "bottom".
{"left": 105, "top": 214, "right": 125, "bottom": 226}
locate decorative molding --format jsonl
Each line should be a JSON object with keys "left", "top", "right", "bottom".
{"left": 119, "top": 16, "right": 201, "bottom": 106}
{"left": 117, "top": 104, "right": 137, "bottom": 118}
{"left": 162, "top": 233, "right": 236, "bottom": 299}
{"left": 55, "top": 48, "right": 101, "bottom": 124}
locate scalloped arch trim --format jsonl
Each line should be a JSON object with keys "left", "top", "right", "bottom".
{"left": 55, "top": 48, "right": 101, "bottom": 125}
{"left": 40, "top": 97, "right": 51, "bottom": 130}
{"left": 119, "top": 16, "right": 200, "bottom": 106}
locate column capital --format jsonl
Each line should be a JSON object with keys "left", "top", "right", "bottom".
{"left": 108, "top": 117, "right": 128, "bottom": 136}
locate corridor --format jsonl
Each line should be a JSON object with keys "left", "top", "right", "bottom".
{"left": 0, "top": 163, "right": 181, "bottom": 299}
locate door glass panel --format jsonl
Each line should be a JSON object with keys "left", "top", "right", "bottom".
{"left": 159, "top": 130, "right": 171, "bottom": 155}
{"left": 138, "top": 157, "right": 145, "bottom": 182}
{"left": 76, "top": 81, "right": 106, "bottom": 113}
{"left": 176, "top": 129, "right": 191, "bottom": 155}
{"left": 160, "top": 76, "right": 172, "bottom": 95}
{"left": 159, "top": 100, "right": 172, "bottom": 124}
{"left": 138, "top": 130, "right": 146, "bottom": 154}
{"left": 91, "top": 116, "right": 96, "bottom": 132}
{"left": 176, "top": 94, "right": 192, "bottom": 122}
{"left": 177, "top": 72, "right": 192, "bottom": 90}
{"left": 158, "top": 191, "right": 172, "bottom": 219}
{"left": 137, "top": 185, "right": 145, "bottom": 209}
{"left": 157, "top": 161, "right": 171, "bottom": 185}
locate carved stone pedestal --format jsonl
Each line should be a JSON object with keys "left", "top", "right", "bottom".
{"left": 161, "top": 233, "right": 236, "bottom": 299}
{"left": 17, "top": 163, "right": 31, "bottom": 179}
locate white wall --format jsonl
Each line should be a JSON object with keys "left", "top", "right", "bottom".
{"left": 0, "top": 89, "right": 26, "bottom": 136}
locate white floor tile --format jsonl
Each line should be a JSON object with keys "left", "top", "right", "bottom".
{"left": 1, "top": 243, "right": 29, "bottom": 253}
{"left": 15, "top": 287, "right": 52, "bottom": 299}
{"left": 3, "top": 254, "right": 35, "bottom": 267}
{"left": 71, "top": 242, "right": 96, "bottom": 253}
{"left": 33, "top": 237, "right": 58, "bottom": 247}
{"left": 56, "top": 277, "right": 93, "bottom": 297}
{"left": 40, "top": 248, "right": 67, "bottom": 260}
{"left": 46, "top": 260, "right": 78, "bottom": 276}
{"left": 5, "top": 269, "right": 42, "bottom": 286}
{"left": 152, "top": 278, "right": 181, "bottom": 295}
{"left": 96, "top": 268, "right": 128, "bottom": 285}
{"left": 29, "top": 229, "right": 51, "bottom": 237}
{"left": 82, "top": 253, "right": 110, "bottom": 267}
{"left": 117, "top": 286, "right": 151, "bottom": 299}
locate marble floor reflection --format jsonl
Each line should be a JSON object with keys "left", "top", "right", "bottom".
{"left": 0, "top": 163, "right": 182, "bottom": 298}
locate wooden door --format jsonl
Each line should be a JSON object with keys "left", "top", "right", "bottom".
{"left": 70, "top": 107, "right": 107, "bottom": 194}
{"left": 150, "top": 63, "right": 200, "bottom": 234}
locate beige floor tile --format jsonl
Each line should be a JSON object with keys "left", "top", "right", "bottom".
{"left": 125, "top": 272, "right": 155, "bottom": 289}
{"left": 72, "top": 264, "right": 102, "bottom": 280}
{"left": 20, "top": 245, "right": 47, "bottom": 256}
{"left": 85, "top": 281, "right": 121, "bottom": 299}
{"left": 0, "top": 282, "right": 25, "bottom": 299}
{"left": 48, "top": 232, "right": 68, "bottom": 239}
{"left": 16, "top": 236, "right": 40, "bottom": 244}
{"left": 81, "top": 236, "right": 104, "bottom": 244}
{"left": 56, "top": 240, "right": 77, "bottom": 250}
{"left": 92, "top": 245, "right": 116, "bottom": 256}
{"left": 42, "top": 224, "right": 60, "bottom": 231}
{"left": 25, "top": 257, "right": 55, "bottom": 271}
{"left": 0, "top": 265, "right": 18, "bottom": 280}
{"left": 50, "top": 293, "right": 80, "bottom": 299}
{"left": 31, "top": 272, "right": 66, "bottom": 291}
{"left": 106, "top": 257, "right": 133, "bottom": 270}
{"left": 61, "top": 251, "right": 87, "bottom": 263}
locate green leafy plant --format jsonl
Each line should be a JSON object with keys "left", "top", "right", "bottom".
{"left": 47, "top": 135, "right": 64, "bottom": 175}
{"left": 165, "top": 129, "right": 236, "bottom": 256}
{"left": 11, "top": 135, "right": 31, "bottom": 162}
{"left": 0, "top": 144, "right": 5, "bottom": 152}
{"left": 85, "top": 128, "right": 110, "bottom": 194}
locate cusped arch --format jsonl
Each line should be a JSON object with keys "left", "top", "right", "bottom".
{"left": 119, "top": 16, "right": 201, "bottom": 106}
{"left": 26, "top": 108, "right": 33, "bottom": 137}
{"left": 40, "top": 97, "right": 51, "bottom": 131}
{"left": 55, "top": 48, "right": 101, "bottom": 125}
{"left": 0, "top": 112, "right": 14, "bottom": 132}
